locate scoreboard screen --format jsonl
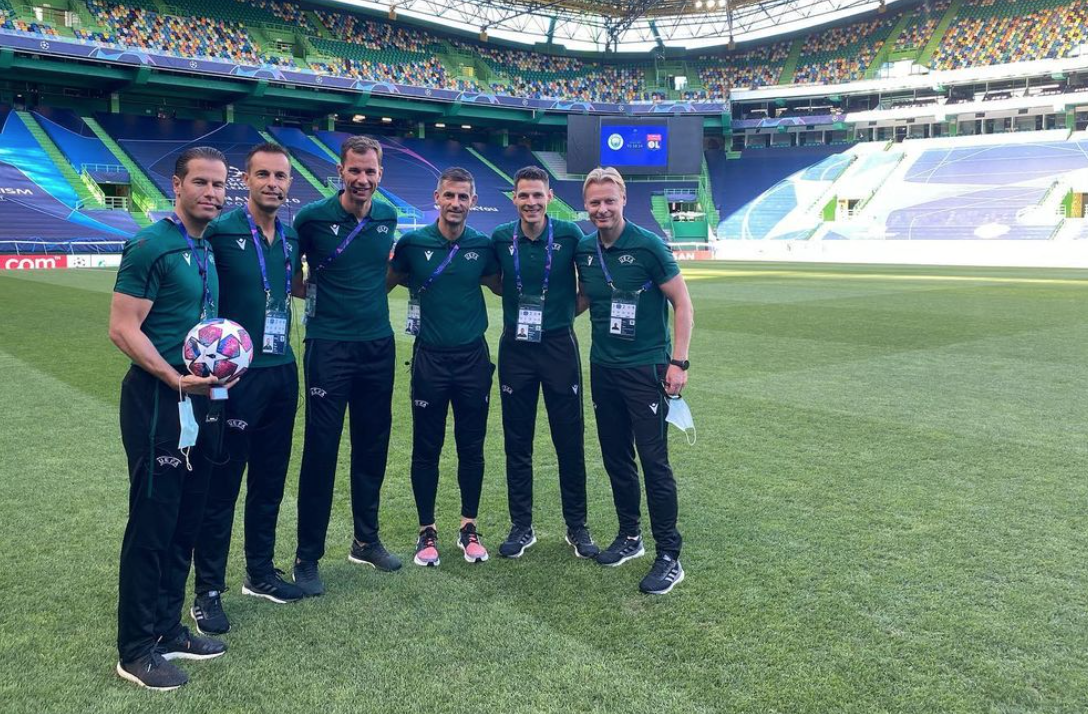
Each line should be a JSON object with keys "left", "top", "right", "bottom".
{"left": 599, "top": 124, "right": 669, "bottom": 168}
{"left": 567, "top": 116, "right": 703, "bottom": 175}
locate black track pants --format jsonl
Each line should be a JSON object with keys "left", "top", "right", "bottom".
{"left": 590, "top": 362, "right": 682, "bottom": 557}
{"left": 193, "top": 362, "right": 298, "bottom": 593}
{"left": 498, "top": 327, "right": 587, "bottom": 530}
{"left": 296, "top": 337, "right": 395, "bottom": 562}
{"left": 117, "top": 365, "right": 219, "bottom": 664}
{"left": 409, "top": 338, "right": 493, "bottom": 526}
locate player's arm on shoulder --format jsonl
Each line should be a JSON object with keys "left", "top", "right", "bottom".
{"left": 576, "top": 281, "right": 590, "bottom": 315}
{"left": 291, "top": 266, "right": 307, "bottom": 298}
{"left": 386, "top": 265, "right": 408, "bottom": 293}
{"left": 108, "top": 293, "right": 217, "bottom": 395}
{"left": 387, "top": 235, "right": 411, "bottom": 293}
{"left": 481, "top": 272, "right": 502, "bottom": 295}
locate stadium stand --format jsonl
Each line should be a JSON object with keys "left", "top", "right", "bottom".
{"left": 31, "top": 108, "right": 127, "bottom": 183}
{"left": 706, "top": 146, "right": 843, "bottom": 237}
{"left": 0, "top": 105, "right": 136, "bottom": 251}
{"left": 793, "top": 15, "right": 896, "bottom": 84}
{"left": 470, "top": 144, "right": 541, "bottom": 186}
{"left": 932, "top": 0, "right": 1088, "bottom": 70}
{"left": 690, "top": 42, "right": 791, "bottom": 96}
{"left": 6, "top": 0, "right": 1088, "bottom": 101}
{"left": 92, "top": 114, "right": 325, "bottom": 218}
{"left": 709, "top": 132, "right": 1085, "bottom": 242}
{"left": 265, "top": 126, "right": 339, "bottom": 187}
{"left": 895, "top": 0, "right": 952, "bottom": 52}
{"left": 76, "top": 0, "right": 266, "bottom": 66}
{"left": 857, "top": 134, "right": 1079, "bottom": 240}
{"left": 470, "top": 42, "right": 648, "bottom": 103}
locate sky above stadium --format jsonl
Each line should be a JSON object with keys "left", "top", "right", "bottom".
{"left": 332, "top": 0, "right": 909, "bottom": 52}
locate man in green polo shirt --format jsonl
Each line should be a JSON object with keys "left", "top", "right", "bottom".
{"left": 576, "top": 167, "right": 694, "bottom": 596}
{"left": 292, "top": 135, "right": 401, "bottom": 597}
{"left": 489, "top": 165, "right": 599, "bottom": 560}
{"left": 388, "top": 166, "right": 499, "bottom": 566}
{"left": 109, "top": 146, "right": 230, "bottom": 690}
{"left": 188, "top": 143, "right": 306, "bottom": 636}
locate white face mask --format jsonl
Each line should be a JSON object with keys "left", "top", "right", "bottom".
{"left": 178, "top": 383, "right": 198, "bottom": 472}
{"left": 665, "top": 396, "right": 696, "bottom": 445}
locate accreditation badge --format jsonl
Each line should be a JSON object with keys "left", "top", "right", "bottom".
{"left": 262, "top": 296, "right": 289, "bottom": 356}
{"left": 609, "top": 290, "right": 639, "bottom": 341}
{"left": 515, "top": 294, "right": 544, "bottom": 343}
{"left": 405, "top": 295, "right": 421, "bottom": 336}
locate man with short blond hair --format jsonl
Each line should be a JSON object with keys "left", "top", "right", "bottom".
{"left": 577, "top": 165, "right": 694, "bottom": 595}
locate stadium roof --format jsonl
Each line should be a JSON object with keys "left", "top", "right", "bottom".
{"left": 334, "top": 0, "right": 906, "bottom": 51}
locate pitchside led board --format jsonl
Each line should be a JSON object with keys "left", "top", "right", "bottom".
{"left": 566, "top": 116, "right": 704, "bottom": 175}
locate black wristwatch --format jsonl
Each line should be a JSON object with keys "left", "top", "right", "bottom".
{"left": 669, "top": 359, "right": 690, "bottom": 371}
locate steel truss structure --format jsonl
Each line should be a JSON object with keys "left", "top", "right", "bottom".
{"left": 336, "top": 0, "right": 903, "bottom": 51}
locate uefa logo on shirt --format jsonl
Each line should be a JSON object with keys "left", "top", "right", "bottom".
{"left": 619, "top": 255, "right": 635, "bottom": 265}
{"left": 465, "top": 252, "right": 480, "bottom": 261}
{"left": 608, "top": 133, "right": 624, "bottom": 150}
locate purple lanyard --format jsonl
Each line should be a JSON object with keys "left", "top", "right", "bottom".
{"left": 594, "top": 237, "right": 652, "bottom": 292}
{"left": 168, "top": 215, "right": 213, "bottom": 314}
{"left": 512, "top": 217, "right": 554, "bottom": 298}
{"left": 313, "top": 217, "right": 370, "bottom": 278}
{"left": 417, "top": 243, "right": 460, "bottom": 294}
{"left": 242, "top": 205, "right": 291, "bottom": 299}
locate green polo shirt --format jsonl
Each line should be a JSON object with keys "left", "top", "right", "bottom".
{"left": 391, "top": 222, "right": 499, "bottom": 347}
{"left": 114, "top": 217, "right": 220, "bottom": 368}
{"left": 294, "top": 193, "right": 398, "bottom": 342}
{"left": 204, "top": 207, "right": 301, "bottom": 368}
{"left": 491, "top": 217, "right": 583, "bottom": 334}
{"left": 575, "top": 221, "right": 681, "bottom": 368}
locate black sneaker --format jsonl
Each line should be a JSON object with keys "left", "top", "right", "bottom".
{"left": 565, "top": 526, "right": 601, "bottom": 559}
{"left": 190, "top": 590, "right": 229, "bottom": 635}
{"left": 458, "top": 522, "right": 490, "bottom": 563}
{"left": 595, "top": 533, "right": 645, "bottom": 567}
{"left": 499, "top": 525, "right": 536, "bottom": 558}
{"left": 155, "top": 627, "right": 227, "bottom": 661}
{"left": 639, "top": 554, "right": 685, "bottom": 595}
{"left": 292, "top": 559, "right": 324, "bottom": 597}
{"left": 242, "top": 569, "right": 306, "bottom": 604}
{"left": 349, "top": 539, "right": 403, "bottom": 572}
{"left": 116, "top": 651, "right": 188, "bottom": 691}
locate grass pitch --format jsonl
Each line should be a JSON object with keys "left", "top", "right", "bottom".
{"left": 2, "top": 261, "right": 1087, "bottom": 714}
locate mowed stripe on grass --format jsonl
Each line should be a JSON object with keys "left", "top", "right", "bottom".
{"left": 1, "top": 262, "right": 1087, "bottom": 713}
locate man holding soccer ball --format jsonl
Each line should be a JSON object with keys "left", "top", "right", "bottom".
{"left": 108, "top": 147, "right": 231, "bottom": 690}
{"left": 188, "top": 143, "right": 305, "bottom": 636}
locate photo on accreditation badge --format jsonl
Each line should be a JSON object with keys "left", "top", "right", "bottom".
{"left": 2, "top": 1, "right": 1084, "bottom": 712}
